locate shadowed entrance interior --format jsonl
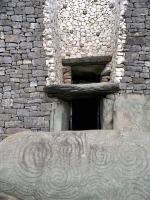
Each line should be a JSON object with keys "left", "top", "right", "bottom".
{"left": 70, "top": 98, "right": 100, "bottom": 130}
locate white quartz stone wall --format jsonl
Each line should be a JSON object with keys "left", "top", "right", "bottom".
{"left": 58, "top": 0, "right": 117, "bottom": 59}
{"left": 112, "top": 0, "right": 128, "bottom": 83}
{"left": 43, "top": 0, "right": 63, "bottom": 85}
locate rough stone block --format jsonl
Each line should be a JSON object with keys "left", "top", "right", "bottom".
{"left": 5, "top": 121, "right": 23, "bottom": 128}
{"left": 140, "top": 73, "right": 149, "bottom": 78}
{"left": 24, "top": 117, "right": 49, "bottom": 129}
{"left": 134, "top": 84, "right": 146, "bottom": 90}
{"left": 0, "top": 114, "right": 11, "bottom": 121}
{"left": 4, "top": 35, "right": 20, "bottom": 43}
{"left": 132, "top": 8, "right": 148, "bottom": 16}
{"left": 12, "top": 54, "right": 21, "bottom": 62}
{"left": 17, "top": 109, "right": 29, "bottom": 117}
{"left": 3, "top": 57, "right": 12, "bottom": 64}
{"left": 32, "top": 70, "right": 47, "bottom": 77}
{"left": 114, "top": 94, "right": 150, "bottom": 131}
{"left": 20, "top": 42, "right": 32, "bottom": 49}
{"left": 0, "top": 40, "right": 5, "bottom": 47}
{"left": 11, "top": 15, "right": 22, "bottom": 22}
{"left": 33, "top": 41, "right": 43, "bottom": 47}
{"left": 41, "top": 103, "right": 52, "bottom": 111}
{"left": 25, "top": 7, "right": 34, "bottom": 14}
{"left": 2, "top": 99, "right": 13, "bottom": 107}
{"left": 133, "top": 77, "right": 145, "bottom": 84}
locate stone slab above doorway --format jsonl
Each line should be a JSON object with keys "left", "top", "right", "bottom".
{"left": 44, "top": 82, "right": 119, "bottom": 100}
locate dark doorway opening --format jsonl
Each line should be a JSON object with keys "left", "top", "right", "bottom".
{"left": 70, "top": 99, "right": 100, "bottom": 130}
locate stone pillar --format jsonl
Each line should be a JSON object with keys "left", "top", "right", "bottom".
{"left": 50, "top": 101, "right": 70, "bottom": 131}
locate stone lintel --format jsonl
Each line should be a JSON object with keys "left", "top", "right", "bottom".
{"left": 44, "top": 82, "right": 119, "bottom": 100}
{"left": 62, "top": 56, "right": 112, "bottom": 66}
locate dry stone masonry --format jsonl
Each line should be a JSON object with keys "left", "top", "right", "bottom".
{"left": 58, "top": 0, "right": 116, "bottom": 59}
{"left": 43, "top": 0, "right": 63, "bottom": 85}
{"left": 0, "top": 0, "right": 57, "bottom": 135}
{"left": 115, "top": 0, "right": 150, "bottom": 94}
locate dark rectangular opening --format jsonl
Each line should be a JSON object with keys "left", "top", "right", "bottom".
{"left": 70, "top": 98, "right": 100, "bottom": 130}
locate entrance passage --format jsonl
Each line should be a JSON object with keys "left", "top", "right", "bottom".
{"left": 70, "top": 99, "right": 100, "bottom": 130}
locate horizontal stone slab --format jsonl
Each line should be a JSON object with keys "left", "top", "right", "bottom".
{"left": 0, "top": 130, "right": 150, "bottom": 200}
{"left": 44, "top": 82, "right": 119, "bottom": 100}
{"left": 62, "top": 56, "right": 112, "bottom": 66}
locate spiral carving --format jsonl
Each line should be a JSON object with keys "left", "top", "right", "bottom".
{"left": 116, "top": 144, "right": 149, "bottom": 178}
{"left": 55, "top": 134, "right": 84, "bottom": 164}
{"left": 0, "top": 148, "right": 11, "bottom": 163}
{"left": 14, "top": 136, "right": 53, "bottom": 194}
{"left": 117, "top": 179, "right": 150, "bottom": 200}
{"left": 39, "top": 162, "right": 81, "bottom": 200}
{"left": 89, "top": 145, "right": 114, "bottom": 172}
{"left": 80, "top": 175, "right": 117, "bottom": 200}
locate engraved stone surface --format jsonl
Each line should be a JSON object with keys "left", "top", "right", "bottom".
{"left": 0, "top": 192, "right": 21, "bottom": 200}
{"left": 1, "top": 130, "right": 150, "bottom": 200}
{"left": 44, "top": 82, "right": 119, "bottom": 100}
{"left": 114, "top": 94, "right": 150, "bottom": 131}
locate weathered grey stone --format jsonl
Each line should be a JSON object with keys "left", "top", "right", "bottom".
{"left": 1, "top": 130, "right": 150, "bottom": 199}
{"left": 4, "top": 35, "right": 20, "bottom": 43}
{"left": 134, "top": 84, "right": 146, "bottom": 90}
{"left": 20, "top": 42, "right": 32, "bottom": 49}
{"left": 25, "top": 7, "right": 34, "bottom": 15}
{"left": 41, "top": 103, "right": 52, "bottom": 112}
{"left": 0, "top": 114, "right": 11, "bottom": 121}
{"left": 133, "top": 77, "right": 145, "bottom": 84}
{"left": 3, "top": 92, "right": 11, "bottom": 99}
{"left": 2, "top": 99, "right": 13, "bottom": 107}
{"left": 44, "top": 83, "right": 119, "bottom": 100}
{"left": 0, "top": 192, "right": 21, "bottom": 200}
{"left": 11, "top": 15, "right": 22, "bottom": 22}
{"left": 33, "top": 41, "right": 43, "bottom": 47}
{"left": 5, "top": 121, "right": 23, "bottom": 128}
{"left": 24, "top": 117, "right": 49, "bottom": 129}
{"left": 62, "top": 56, "right": 112, "bottom": 66}
{"left": 114, "top": 94, "right": 150, "bottom": 131}
{"left": 50, "top": 101, "right": 70, "bottom": 132}
{"left": 100, "top": 98, "right": 114, "bottom": 130}
{"left": 3, "top": 57, "right": 12, "bottom": 64}
{"left": 132, "top": 8, "right": 148, "bottom": 16}
{"left": 12, "top": 22, "right": 21, "bottom": 29}
{"left": 119, "top": 83, "right": 127, "bottom": 90}
{"left": 140, "top": 73, "right": 149, "bottom": 78}
{"left": 17, "top": 109, "right": 29, "bottom": 117}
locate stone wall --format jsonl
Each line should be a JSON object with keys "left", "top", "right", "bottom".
{"left": 58, "top": 0, "right": 117, "bottom": 59}
{"left": 114, "top": 0, "right": 150, "bottom": 95}
{"left": 0, "top": 0, "right": 56, "bottom": 135}
{"left": 43, "top": 0, "right": 63, "bottom": 85}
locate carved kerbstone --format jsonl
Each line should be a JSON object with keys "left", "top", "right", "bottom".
{"left": 0, "top": 130, "right": 150, "bottom": 200}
